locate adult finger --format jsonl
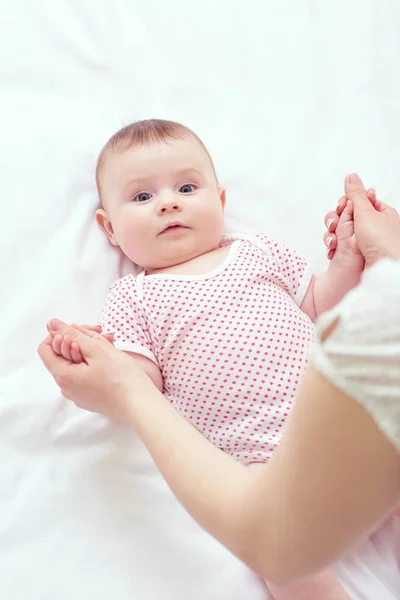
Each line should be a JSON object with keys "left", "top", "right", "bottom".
{"left": 47, "top": 319, "right": 102, "bottom": 337}
{"left": 47, "top": 318, "right": 67, "bottom": 333}
{"left": 374, "top": 200, "right": 399, "bottom": 216}
{"left": 344, "top": 173, "right": 374, "bottom": 216}
{"left": 327, "top": 248, "right": 335, "bottom": 260}
{"left": 38, "top": 335, "right": 69, "bottom": 376}
{"left": 366, "top": 189, "right": 382, "bottom": 211}
{"left": 72, "top": 323, "right": 102, "bottom": 334}
{"left": 72, "top": 323, "right": 114, "bottom": 344}
{"left": 325, "top": 211, "right": 339, "bottom": 232}
{"left": 70, "top": 323, "right": 99, "bottom": 338}
{"left": 323, "top": 231, "right": 337, "bottom": 251}
{"left": 80, "top": 324, "right": 102, "bottom": 333}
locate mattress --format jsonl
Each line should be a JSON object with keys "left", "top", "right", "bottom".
{"left": 1, "top": 1, "right": 399, "bottom": 598}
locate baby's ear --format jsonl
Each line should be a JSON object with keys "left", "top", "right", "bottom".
{"left": 95, "top": 209, "right": 119, "bottom": 247}
{"left": 219, "top": 188, "right": 226, "bottom": 208}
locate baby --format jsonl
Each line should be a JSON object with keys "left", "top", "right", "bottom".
{"left": 52, "top": 119, "right": 367, "bottom": 599}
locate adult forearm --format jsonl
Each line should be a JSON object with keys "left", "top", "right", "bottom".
{"left": 123, "top": 380, "right": 284, "bottom": 580}
{"left": 122, "top": 369, "right": 400, "bottom": 586}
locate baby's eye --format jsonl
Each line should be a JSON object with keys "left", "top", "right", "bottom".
{"left": 133, "top": 192, "right": 152, "bottom": 202}
{"left": 179, "top": 184, "right": 196, "bottom": 194}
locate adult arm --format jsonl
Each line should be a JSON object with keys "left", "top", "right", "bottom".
{"left": 119, "top": 353, "right": 400, "bottom": 585}
{"left": 39, "top": 312, "right": 400, "bottom": 586}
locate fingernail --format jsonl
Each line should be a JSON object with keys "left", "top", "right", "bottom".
{"left": 346, "top": 173, "right": 361, "bottom": 184}
{"left": 326, "top": 236, "right": 333, "bottom": 247}
{"left": 327, "top": 218, "right": 334, "bottom": 229}
{"left": 47, "top": 318, "right": 65, "bottom": 331}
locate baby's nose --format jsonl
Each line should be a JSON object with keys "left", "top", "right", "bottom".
{"left": 160, "top": 203, "right": 180, "bottom": 212}
{"left": 158, "top": 196, "right": 182, "bottom": 213}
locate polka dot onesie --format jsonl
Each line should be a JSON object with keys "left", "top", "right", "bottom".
{"left": 101, "top": 233, "right": 315, "bottom": 464}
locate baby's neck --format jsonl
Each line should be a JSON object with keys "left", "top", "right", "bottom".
{"left": 145, "top": 243, "right": 232, "bottom": 277}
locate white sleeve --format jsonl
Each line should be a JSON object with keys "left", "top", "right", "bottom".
{"left": 100, "top": 275, "right": 158, "bottom": 365}
{"left": 241, "top": 232, "right": 313, "bottom": 306}
{"left": 311, "top": 260, "right": 400, "bottom": 452}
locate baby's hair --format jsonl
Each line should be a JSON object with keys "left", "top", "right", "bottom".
{"left": 96, "top": 119, "right": 217, "bottom": 204}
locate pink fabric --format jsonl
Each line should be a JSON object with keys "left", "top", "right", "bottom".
{"left": 101, "top": 233, "right": 314, "bottom": 464}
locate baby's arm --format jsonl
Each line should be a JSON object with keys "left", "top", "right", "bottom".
{"left": 125, "top": 352, "right": 163, "bottom": 391}
{"left": 301, "top": 188, "right": 372, "bottom": 321}
{"left": 51, "top": 330, "right": 163, "bottom": 392}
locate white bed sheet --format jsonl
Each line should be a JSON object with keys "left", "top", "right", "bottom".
{"left": 1, "top": 1, "right": 399, "bottom": 598}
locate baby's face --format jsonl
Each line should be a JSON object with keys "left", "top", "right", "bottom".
{"left": 97, "top": 137, "right": 225, "bottom": 270}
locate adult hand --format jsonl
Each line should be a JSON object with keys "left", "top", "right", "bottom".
{"left": 345, "top": 173, "right": 400, "bottom": 267}
{"left": 38, "top": 325, "right": 150, "bottom": 422}
{"left": 47, "top": 318, "right": 114, "bottom": 363}
{"left": 324, "top": 188, "right": 376, "bottom": 261}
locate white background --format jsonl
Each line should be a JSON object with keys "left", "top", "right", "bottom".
{"left": 1, "top": 1, "right": 400, "bottom": 598}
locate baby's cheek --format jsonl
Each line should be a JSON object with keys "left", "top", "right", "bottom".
{"left": 202, "top": 204, "right": 225, "bottom": 241}
{"left": 118, "top": 221, "right": 153, "bottom": 265}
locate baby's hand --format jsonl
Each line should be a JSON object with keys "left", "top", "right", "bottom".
{"left": 51, "top": 332, "right": 84, "bottom": 363}
{"left": 324, "top": 188, "right": 377, "bottom": 261}
{"left": 48, "top": 323, "right": 114, "bottom": 364}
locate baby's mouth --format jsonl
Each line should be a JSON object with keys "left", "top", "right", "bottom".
{"left": 159, "top": 224, "right": 189, "bottom": 235}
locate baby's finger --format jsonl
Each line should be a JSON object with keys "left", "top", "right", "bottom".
{"left": 336, "top": 195, "right": 347, "bottom": 216}
{"left": 52, "top": 335, "right": 62, "bottom": 355}
{"left": 342, "top": 198, "right": 354, "bottom": 218}
{"left": 70, "top": 342, "right": 83, "bottom": 363}
{"left": 325, "top": 211, "right": 339, "bottom": 232}
{"left": 61, "top": 335, "right": 73, "bottom": 362}
{"left": 324, "top": 231, "right": 337, "bottom": 251}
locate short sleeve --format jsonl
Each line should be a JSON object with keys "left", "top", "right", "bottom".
{"left": 251, "top": 233, "right": 313, "bottom": 306}
{"left": 311, "top": 259, "right": 400, "bottom": 452}
{"left": 100, "top": 275, "right": 158, "bottom": 365}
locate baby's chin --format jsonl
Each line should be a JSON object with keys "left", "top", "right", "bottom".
{"left": 143, "top": 254, "right": 193, "bottom": 273}
{"left": 129, "top": 232, "right": 224, "bottom": 273}
{"left": 140, "top": 250, "right": 203, "bottom": 274}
